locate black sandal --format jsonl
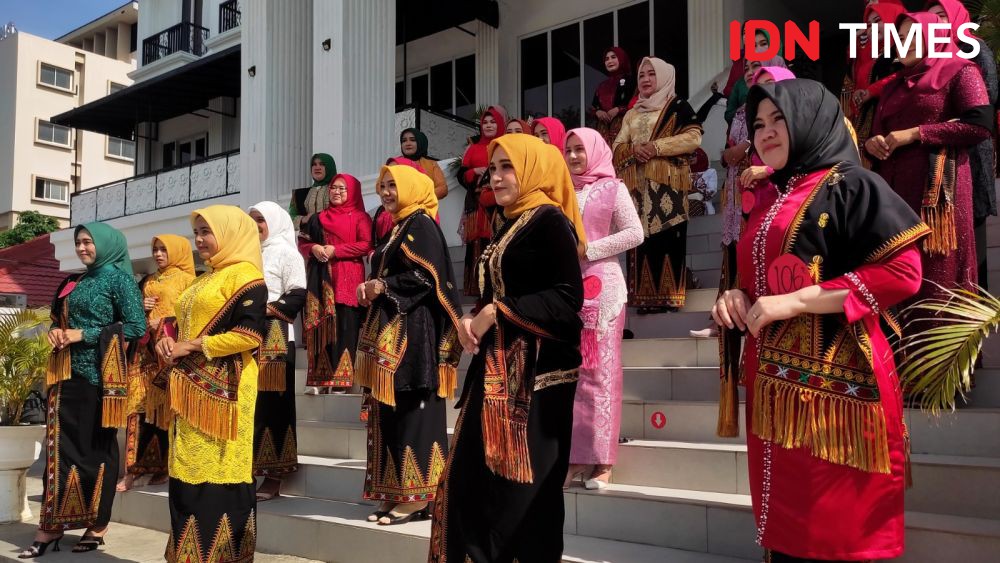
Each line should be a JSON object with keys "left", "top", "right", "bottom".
{"left": 72, "top": 535, "right": 106, "bottom": 553}
{"left": 18, "top": 535, "right": 62, "bottom": 559}
{"left": 377, "top": 506, "right": 430, "bottom": 526}
{"left": 366, "top": 509, "right": 391, "bottom": 522}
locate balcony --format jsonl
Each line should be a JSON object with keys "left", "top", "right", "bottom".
{"left": 70, "top": 150, "right": 240, "bottom": 226}
{"left": 141, "top": 22, "right": 210, "bottom": 66}
{"left": 219, "top": 0, "right": 241, "bottom": 33}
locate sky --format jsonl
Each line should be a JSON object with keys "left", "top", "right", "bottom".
{"left": 1, "top": 0, "right": 131, "bottom": 40}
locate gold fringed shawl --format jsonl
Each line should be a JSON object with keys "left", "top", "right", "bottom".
{"left": 921, "top": 147, "right": 958, "bottom": 257}
{"left": 613, "top": 98, "right": 699, "bottom": 196}
{"left": 258, "top": 319, "right": 288, "bottom": 392}
{"left": 98, "top": 324, "right": 129, "bottom": 428}
{"left": 45, "top": 276, "right": 77, "bottom": 386}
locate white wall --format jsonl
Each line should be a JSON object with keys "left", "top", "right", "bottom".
{"left": 136, "top": 0, "right": 182, "bottom": 67}
{"left": 394, "top": 28, "right": 475, "bottom": 80}
{"left": 0, "top": 36, "right": 19, "bottom": 218}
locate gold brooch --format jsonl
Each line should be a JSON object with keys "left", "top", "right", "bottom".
{"left": 818, "top": 213, "right": 829, "bottom": 228}
{"left": 242, "top": 299, "right": 254, "bottom": 306}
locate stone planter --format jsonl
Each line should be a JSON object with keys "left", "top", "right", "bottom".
{"left": 0, "top": 424, "right": 44, "bottom": 523}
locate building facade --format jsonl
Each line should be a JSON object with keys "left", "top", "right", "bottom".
{"left": 0, "top": 3, "right": 138, "bottom": 230}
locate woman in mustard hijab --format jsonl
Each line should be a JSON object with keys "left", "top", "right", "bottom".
{"left": 355, "top": 165, "right": 463, "bottom": 525}
{"left": 429, "top": 134, "right": 585, "bottom": 562}
{"left": 118, "top": 235, "right": 195, "bottom": 493}
{"left": 152, "top": 205, "right": 267, "bottom": 563}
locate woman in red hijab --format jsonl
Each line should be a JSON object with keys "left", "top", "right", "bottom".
{"left": 459, "top": 106, "right": 506, "bottom": 296}
{"left": 588, "top": 47, "right": 636, "bottom": 145}
{"left": 532, "top": 117, "right": 568, "bottom": 150}
{"left": 299, "top": 174, "right": 373, "bottom": 394}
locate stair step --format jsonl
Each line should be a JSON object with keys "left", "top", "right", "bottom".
{"left": 622, "top": 338, "right": 720, "bottom": 368}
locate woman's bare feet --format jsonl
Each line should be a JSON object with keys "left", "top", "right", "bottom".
{"left": 255, "top": 477, "right": 282, "bottom": 501}
{"left": 563, "top": 464, "right": 590, "bottom": 489}
{"left": 115, "top": 474, "right": 136, "bottom": 492}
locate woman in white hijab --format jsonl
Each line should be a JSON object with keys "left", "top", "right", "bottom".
{"left": 247, "top": 201, "right": 307, "bottom": 500}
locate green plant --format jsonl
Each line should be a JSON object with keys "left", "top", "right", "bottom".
{"left": 966, "top": 0, "right": 1000, "bottom": 64}
{"left": 898, "top": 284, "right": 998, "bottom": 415}
{"left": 0, "top": 309, "right": 51, "bottom": 425}
{"left": 0, "top": 211, "right": 60, "bottom": 249}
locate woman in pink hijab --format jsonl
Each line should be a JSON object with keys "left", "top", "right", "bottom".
{"left": 563, "top": 127, "right": 643, "bottom": 489}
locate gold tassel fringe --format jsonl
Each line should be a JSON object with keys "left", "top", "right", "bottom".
{"left": 257, "top": 360, "right": 287, "bottom": 392}
{"left": 354, "top": 351, "right": 396, "bottom": 407}
{"left": 437, "top": 364, "right": 457, "bottom": 400}
{"left": 145, "top": 381, "right": 171, "bottom": 431}
{"left": 903, "top": 420, "right": 914, "bottom": 489}
{"left": 46, "top": 347, "right": 71, "bottom": 386}
{"left": 101, "top": 395, "right": 127, "bottom": 429}
{"left": 126, "top": 362, "right": 148, "bottom": 415}
{"left": 717, "top": 371, "right": 740, "bottom": 438}
{"left": 482, "top": 397, "right": 534, "bottom": 483}
{"left": 921, "top": 206, "right": 957, "bottom": 257}
{"left": 168, "top": 369, "right": 238, "bottom": 441}
{"left": 752, "top": 376, "right": 891, "bottom": 474}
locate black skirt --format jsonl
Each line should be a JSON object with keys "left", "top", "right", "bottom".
{"left": 364, "top": 391, "right": 448, "bottom": 502}
{"left": 124, "top": 413, "right": 168, "bottom": 475}
{"left": 334, "top": 303, "right": 363, "bottom": 388}
{"left": 429, "top": 361, "right": 577, "bottom": 563}
{"left": 253, "top": 338, "right": 298, "bottom": 476}
{"left": 39, "top": 378, "right": 119, "bottom": 532}
{"left": 166, "top": 478, "right": 256, "bottom": 563}
{"left": 627, "top": 222, "right": 688, "bottom": 309}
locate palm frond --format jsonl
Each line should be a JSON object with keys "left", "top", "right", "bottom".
{"left": 899, "top": 283, "right": 1000, "bottom": 415}
{"left": 0, "top": 308, "right": 51, "bottom": 425}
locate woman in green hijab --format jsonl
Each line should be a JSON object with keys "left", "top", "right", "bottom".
{"left": 290, "top": 153, "right": 337, "bottom": 230}
{"left": 20, "top": 222, "right": 145, "bottom": 558}
{"left": 399, "top": 128, "right": 448, "bottom": 199}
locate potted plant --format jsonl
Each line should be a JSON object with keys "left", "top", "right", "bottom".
{"left": 0, "top": 308, "right": 51, "bottom": 523}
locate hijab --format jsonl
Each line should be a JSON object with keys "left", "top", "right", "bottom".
{"left": 487, "top": 134, "right": 587, "bottom": 245}
{"left": 386, "top": 156, "right": 428, "bottom": 174}
{"left": 926, "top": 0, "right": 977, "bottom": 43}
{"left": 399, "top": 128, "right": 429, "bottom": 160}
{"left": 632, "top": 57, "right": 676, "bottom": 113}
{"left": 752, "top": 66, "right": 796, "bottom": 85}
{"left": 75, "top": 222, "right": 133, "bottom": 275}
{"left": 565, "top": 127, "right": 616, "bottom": 188}
{"left": 855, "top": 1, "right": 907, "bottom": 88}
{"left": 379, "top": 164, "right": 439, "bottom": 223}
{"left": 249, "top": 201, "right": 297, "bottom": 250}
{"left": 478, "top": 106, "right": 507, "bottom": 143}
{"left": 747, "top": 79, "right": 860, "bottom": 187}
{"left": 191, "top": 205, "right": 263, "bottom": 272}
{"left": 506, "top": 118, "right": 532, "bottom": 135}
{"left": 152, "top": 234, "right": 195, "bottom": 275}
{"left": 309, "top": 153, "right": 337, "bottom": 187}
{"left": 532, "top": 117, "right": 568, "bottom": 151}
{"left": 605, "top": 46, "right": 633, "bottom": 79}
{"left": 891, "top": 12, "right": 973, "bottom": 95}
{"left": 318, "top": 173, "right": 367, "bottom": 242}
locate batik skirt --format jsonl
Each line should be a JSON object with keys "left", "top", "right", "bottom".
{"left": 627, "top": 222, "right": 689, "bottom": 309}
{"left": 253, "top": 338, "right": 298, "bottom": 476}
{"left": 165, "top": 478, "right": 256, "bottom": 563}
{"left": 429, "top": 360, "right": 577, "bottom": 562}
{"left": 39, "top": 378, "right": 119, "bottom": 532}
{"left": 364, "top": 391, "right": 448, "bottom": 502}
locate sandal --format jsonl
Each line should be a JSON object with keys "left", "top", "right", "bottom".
{"left": 18, "top": 534, "right": 62, "bottom": 559}
{"left": 115, "top": 473, "right": 135, "bottom": 492}
{"left": 377, "top": 504, "right": 429, "bottom": 526}
{"left": 72, "top": 534, "right": 106, "bottom": 553}
{"left": 255, "top": 478, "right": 282, "bottom": 502}
{"left": 148, "top": 472, "right": 169, "bottom": 486}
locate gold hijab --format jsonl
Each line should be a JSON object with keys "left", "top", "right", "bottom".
{"left": 487, "top": 133, "right": 587, "bottom": 246}
{"left": 379, "top": 164, "right": 439, "bottom": 222}
{"left": 152, "top": 234, "right": 195, "bottom": 275}
{"left": 190, "top": 205, "right": 263, "bottom": 272}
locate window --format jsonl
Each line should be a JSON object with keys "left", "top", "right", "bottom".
{"left": 109, "top": 82, "right": 127, "bottom": 94}
{"left": 519, "top": 0, "right": 689, "bottom": 128}
{"left": 411, "top": 74, "right": 429, "bottom": 109}
{"left": 36, "top": 120, "right": 71, "bottom": 147}
{"left": 162, "top": 134, "right": 208, "bottom": 168}
{"left": 38, "top": 63, "right": 73, "bottom": 91}
{"left": 396, "top": 55, "right": 477, "bottom": 119}
{"left": 34, "top": 178, "right": 69, "bottom": 203}
{"left": 454, "top": 54, "right": 476, "bottom": 120}
{"left": 108, "top": 137, "right": 136, "bottom": 160}
{"left": 430, "top": 61, "right": 453, "bottom": 113}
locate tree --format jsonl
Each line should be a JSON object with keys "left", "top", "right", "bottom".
{"left": 0, "top": 211, "right": 60, "bottom": 249}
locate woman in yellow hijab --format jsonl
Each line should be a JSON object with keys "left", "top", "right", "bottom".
{"left": 355, "top": 165, "right": 462, "bottom": 525}
{"left": 152, "top": 205, "right": 267, "bottom": 563}
{"left": 429, "top": 134, "right": 585, "bottom": 561}
{"left": 118, "top": 234, "right": 195, "bottom": 492}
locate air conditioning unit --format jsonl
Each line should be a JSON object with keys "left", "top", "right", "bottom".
{"left": 0, "top": 293, "right": 27, "bottom": 308}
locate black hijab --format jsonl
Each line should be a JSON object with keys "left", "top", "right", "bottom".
{"left": 747, "top": 79, "right": 859, "bottom": 187}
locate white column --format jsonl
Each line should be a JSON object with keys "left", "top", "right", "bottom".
{"left": 687, "top": 0, "right": 726, "bottom": 103}
{"left": 475, "top": 20, "right": 499, "bottom": 107}
{"left": 239, "top": 0, "right": 314, "bottom": 207}
{"left": 313, "top": 0, "right": 395, "bottom": 190}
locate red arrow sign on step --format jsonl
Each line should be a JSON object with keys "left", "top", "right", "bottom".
{"left": 650, "top": 411, "right": 666, "bottom": 429}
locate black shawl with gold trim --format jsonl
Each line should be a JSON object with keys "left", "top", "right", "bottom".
{"left": 259, "top": 288, "right": 306, "bottom": 391}
{"left": 355, "top": 211, "right": 463, "bottom": 407}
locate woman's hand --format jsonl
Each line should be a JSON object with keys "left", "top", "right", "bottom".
{"left": 852, "top": 89, "right": 870, "bottom": 106}
{"left": 577, "top": 243, "right": 589, "bottom": 261}
{"left": 323, "top": 245, "right": 336, "bottom": 260}
{"left": 885, "top": 127, "right": 920, "bottom": 153}
{"left": 155, "top": 336, "right": 176, "bottom": 364}
{"left": 745, "top": 294, "right": 805, "bottom": 337}
{"left": 470, "top": 304, "right": 496, "bottom": 342}
{"left": 62, "top": 329, "right": 83, "bottom": 346}
{"left": 865, "top": 135, "right": 891, "bottom": 160}
{"left": 311, "top": 245, "right": 329, "bottom": 262}
{"left": 722, "top": 142, "right": 749, "bottom": 166}
{"left": 608, "top": 107, "right": 620, "bottom": 120}
{"left": 169, "top": 339, "right": 200, "bottom": 362}
{"left": 634, "top": 142, "right": 657, "bottom": 163}
{"left": 356, "top": 282, "right": 370, "bottom": 307}
{"left": 457, "top": 314, "right": 478, "bottom": 354}
{"left": 143, "top": 296, "right": 158, "bottom": 312}
{"left": 712, "top": 289, "right": 751, "bottom": 331}
{"left": 47, "top": 328, "right": 65, "bottom": 349}
{"left": 739, "top": 165, "right": 771, "bottom": 188}
{"left": 596, "top": 110, "right": 610, "bottom": 123}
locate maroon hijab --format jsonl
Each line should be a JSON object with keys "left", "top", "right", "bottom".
{"left": 318, "top": 173, "right": 366, "bottom": 241}
{"left": 897, "top": 12, "right": 973, "bottom": 93}
{"left": 595, "top": 47, "right": 634, "bottom": 111}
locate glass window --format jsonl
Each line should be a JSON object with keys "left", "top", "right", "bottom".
{"left": 109, "top": 82, "right": 127, "bottom": 94}
{"left": 617, "top": 2, "right": 650, "bottom": 77}
{"left": 37, "top": 120, "right": 71, "bottom": 146}
{"left": 520, "top": 33, "right": 548, "bottom": 120}
{"left": 583, "top": 13, "right": 615, "bottom": 129}
{"left": 455, "top": 54, "right": 476, "bottom": 121}
{"left": 39, "top": 63, "right": 72, "bottom": 90}
{"left": 654, "top": 0, "right": 689, "bottom": 98}
{"left": 550, "top": 23, "right": 581, "bottom": 131}
{"left": 411, "top": 74, "right": 429, "bottom": 108}
{"left": 34, "top": 178, "right": 69, "bottom": 203}
{"left": 395, "top": 80, "right": 405, "bottom": 111}
{"left": 108, "top": 137, "right": 136, "bottom": 160}
{"left": 430, "top": 61, "right": 453, "bottom": 113}
{"left": 162, "top": 143, "right": 176, "bottom": 168}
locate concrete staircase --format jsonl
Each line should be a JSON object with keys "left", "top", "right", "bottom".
{"left": 108, "top": 212, "right": 1000, "bottom": 562}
